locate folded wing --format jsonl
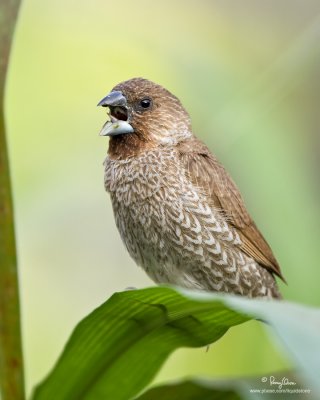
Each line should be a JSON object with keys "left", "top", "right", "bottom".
{"left": 178, "top": 138, "right": 285, "bottom": 281}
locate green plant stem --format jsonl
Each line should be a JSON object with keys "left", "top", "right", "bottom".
{"left": 0, "top": 1, "right": 24, "bottom": 400}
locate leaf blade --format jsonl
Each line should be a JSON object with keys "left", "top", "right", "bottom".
{"left": 32, "top": 287, "right": 320, "bottom": 400}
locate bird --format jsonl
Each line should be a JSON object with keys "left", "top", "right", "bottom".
{"left": 97, "top": 77, "right": 285, "bottom": 299}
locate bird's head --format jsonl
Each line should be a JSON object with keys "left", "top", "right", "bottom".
{"left": 98, "top": 78, "right": 192, "bottom": 157}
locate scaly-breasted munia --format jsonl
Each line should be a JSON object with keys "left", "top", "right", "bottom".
{"left": 98, "top": 78, "right": 285, "bottom": 298}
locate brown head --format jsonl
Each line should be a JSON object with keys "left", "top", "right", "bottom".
{"left": 98, "top": 78, "right": 192, "bottom": 158}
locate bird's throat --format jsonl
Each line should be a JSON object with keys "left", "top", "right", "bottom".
{"left": 108, "top": 132, "right": 155, "bottom": 159}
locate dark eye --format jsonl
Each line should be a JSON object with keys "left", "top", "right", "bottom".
{"left": 140, "top": 98, "right": 152, "bottom": 109}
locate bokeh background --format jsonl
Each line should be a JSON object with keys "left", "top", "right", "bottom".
{"left": 5, "top": 0, "right": 320, "bottom": 396}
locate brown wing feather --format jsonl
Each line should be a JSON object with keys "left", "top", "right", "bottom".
{"left": 178, "top": 137, "right": 285, "bottom": 281}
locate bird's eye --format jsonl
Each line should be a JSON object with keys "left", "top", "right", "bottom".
{"left": 140, "top": 98, "right": 152, "bottom": 109}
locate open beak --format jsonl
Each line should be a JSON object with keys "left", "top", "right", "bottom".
{"left": 97, "top": 91, "right": 134, "bottom": 136}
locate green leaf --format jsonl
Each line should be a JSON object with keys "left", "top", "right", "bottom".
{"left": 32, "top": 287, "right": 320, "bottom": 400}
{"left": 136, "top": 379, "right": 243, "bottom": 400}
{"left": 136, "top": 373, "right": 310, "bottom": 400}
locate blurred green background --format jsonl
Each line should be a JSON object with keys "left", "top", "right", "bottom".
{"left": 5, "top": 0, "right": 320, "bottom": 396}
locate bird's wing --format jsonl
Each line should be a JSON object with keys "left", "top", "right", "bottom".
{"left": 178, "top": 138, "right": 285, "bottom": 281}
